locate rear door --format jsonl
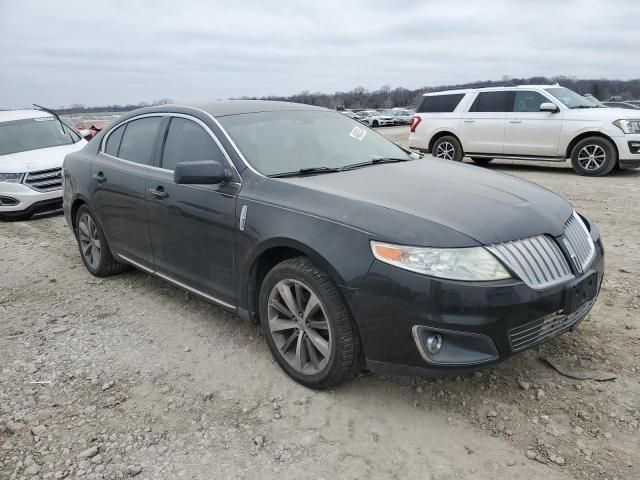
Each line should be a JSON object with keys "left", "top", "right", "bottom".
{"left": 91, "top": 115, "right": 164, "bottom": 267}
{"left": 504, "top": 90, "right": 562, "bottom": 156}
{"left": 145, "top": 115, "right": 240, "bottom": 307}
{"left": 459, "top": 91, "right": 512, "bottom": 154}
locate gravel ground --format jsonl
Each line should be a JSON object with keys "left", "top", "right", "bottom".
{"left": 1, "top": 127, "right": 639, "bottom": 479}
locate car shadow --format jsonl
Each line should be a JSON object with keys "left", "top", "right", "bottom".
{"left": 464, "top": 159, "right": 640, "bottom": 177}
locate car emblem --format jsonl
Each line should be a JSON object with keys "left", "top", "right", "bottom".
{"left": 562, "top": 238, "right": 583, "bottom": 274}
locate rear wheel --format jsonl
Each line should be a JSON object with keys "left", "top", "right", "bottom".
{"left": 570, "top": 137, "right": 617, "bottom": 176}
{"left": 471, "top": 157, "right": 493, "bottom": 164}
{"left": 75, "top": 206, "right": 128, "bottom": 277}
{"left": 259, "top": 257, "right": 362, "bottom": 389}
{"left": 432, "top": 136, "right": 464, "bottom": 161}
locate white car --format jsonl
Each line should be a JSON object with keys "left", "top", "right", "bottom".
{"left": 408, "top": 85, "right": 640, "bottom": 176}
{"left": 0, "top": 110, "right": 87, "bottom": 219}
{"left": 357, "top": 110, "right": 395, "bottom": 127}
{"left": 382, "top": 109, "right": 415, "bottom": 125}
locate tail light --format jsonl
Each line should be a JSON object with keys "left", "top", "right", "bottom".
{"left": 409, "top": 116, "right": 422, "bottom": 133}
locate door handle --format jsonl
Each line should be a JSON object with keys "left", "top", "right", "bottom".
{"left": 149, "top": 187, "right": 168, "bottom": 199}
{"left": 92, "top": 172, "right": 107, "bottom": 183}
{"left": 509, "top": 119, "right": 523, "bottom": 124}
{"left": 463, "top": 119, "right": 475, "bottom": 123}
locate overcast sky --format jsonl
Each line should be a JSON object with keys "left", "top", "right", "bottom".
{"left": 1, "top": 0, "right": 638, "bottom": 108}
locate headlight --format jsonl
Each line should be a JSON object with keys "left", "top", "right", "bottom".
{"left": 0, "top": 173, "right": 24, "bottom": 183}
{"left": 613, "top": 119, "right": 640, "bottom": 134}
{"left": 371, "top": 241, "right": 511, "bottom": 281}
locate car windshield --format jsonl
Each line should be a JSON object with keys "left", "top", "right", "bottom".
{"left": 218, "top": 110, "right": 412, "bottom": 176}
{"left": 545, "top": 87, "right": 598, "bottom": 109}
{"left": 0, "top": 117, "right": 80, "bottom": 156}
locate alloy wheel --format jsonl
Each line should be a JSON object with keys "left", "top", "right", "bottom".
{"left": 577, "top": 144, "right": 606, "bottom": 171}
{"left": 78, "top": 213, "right": 101, "bottom": 269}
{"left": 267, "top": 279, "right": 332, "bottom": 375}
{"left": 435, "top": 141, "right": 455, "bottom": 160}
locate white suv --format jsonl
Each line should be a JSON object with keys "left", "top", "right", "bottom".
{"left": 0, "top": 110, "right": 87, "bottom": 220}
{"left": 408, "top": 85, "right": 640, "bottom": 176}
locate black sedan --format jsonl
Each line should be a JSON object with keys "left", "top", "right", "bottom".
{"left": 62, "top": 101, "right": 604, "bottom": 388}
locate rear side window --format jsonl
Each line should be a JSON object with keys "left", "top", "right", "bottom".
{"left": 104, "top": 124, "right": 125, "bottom": 156}
{"left": 161, "top": 117, "right": 225, "bottom": 171}
{"left": 513, "top": 91, "right": 550, "bottom": 112}
{"left": 117, "top": 117, "right": 162, "bottom": 165}
{"left": 417, "top": 94, "right": 465, "bottom": 113}
{"left": 469, "top": 91, "right": 513, "bottom": 112}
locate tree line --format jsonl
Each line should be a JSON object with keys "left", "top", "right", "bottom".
{"left": 243, "top": 76, "right": 640, "bottom": 110}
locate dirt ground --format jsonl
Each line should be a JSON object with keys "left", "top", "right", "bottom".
{"left": 1, "top": 126, "right": 639, "bottom": 480}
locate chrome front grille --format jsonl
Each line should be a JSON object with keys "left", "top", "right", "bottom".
{"left": 487, "top": 235, "right": 573, "bottom": 289}
{"left": 509, "top": 298, "right": 595, "bottom": 352}
{"left": 24, "top": 168, "right": 63, "bottom": 192}
{"left": 563, "top": 213, "right": 595, "bottom": 272}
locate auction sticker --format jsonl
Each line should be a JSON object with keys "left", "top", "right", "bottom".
{"left": 349, "top": 126, "right": 367, "bottom": 141}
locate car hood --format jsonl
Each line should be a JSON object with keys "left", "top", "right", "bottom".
{"left": 563, "top": 107, "right": 640, "bottom": 121}
{"left": 0, "top": 141, "right": 87, "bottom": 173}
{"left": 275, "top": 158, "right": 573, "bottom": 246}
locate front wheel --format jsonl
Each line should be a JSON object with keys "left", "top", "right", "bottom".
{"left": 570, "top": 137, "right": 617, "bottom": 176}
{"left": 259, "top": 257, "right": 362, "bottom": 389}
{"left": 432, "top": 136, "right": 464, "bottom": 161}
{"left": 372, "top": 120, "right": 379, "bottom": 128}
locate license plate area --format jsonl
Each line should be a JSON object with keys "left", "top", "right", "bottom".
{"left": 565, "top": 271, "right": 597, "bottom": 314}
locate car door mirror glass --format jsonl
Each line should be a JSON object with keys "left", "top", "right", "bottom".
{"left": 173, "top": 160, "right": 230, "bottom": 185}
{"left": 540, "top": 102, "right": 559, "bottom": 113}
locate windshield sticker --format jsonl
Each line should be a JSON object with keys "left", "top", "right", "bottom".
{"left": 349, "top": 126, "right": 366, "bottom": 141}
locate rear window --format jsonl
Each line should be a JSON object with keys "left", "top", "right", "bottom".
{"left": 417, "top": 94, "right": 465, "bottom": 113}
{"left": 117, "top": 117, "right": 162, "bottom": 165}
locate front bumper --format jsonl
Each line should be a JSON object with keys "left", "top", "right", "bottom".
{"left": 613, "top": 133, "right": 640, "bottom": 168}
{"left": 0, "top": 182, "right": 62, "bottom": 215}
{"left": 347, "top": 232, "right": 605, "bottom": 376}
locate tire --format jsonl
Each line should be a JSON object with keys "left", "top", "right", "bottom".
{"left": 75, "top": 205, "right": 128, "bottom": 277}
{"left": 259, "top": 256, "right": 362, "bottom": 389}
{"left": 432, "top": 135, "right": 464, "bottom": 161}
{"left": 372, "top": 120, "right": 379, "bottom": 128}
{"left": 471, "top": 157, "right": 493, "bottom": 164}
{"left": 570, "top": 136, "right": 617, "bottom": 176}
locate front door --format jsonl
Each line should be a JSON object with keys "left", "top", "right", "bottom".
{"left": 91, "top": 116, "right": 164, "bottom": 267}
{"left": 504, "top": 90, "right": 562, "bottom": 157}
{"left": 145, "top": 116, "right": 239, "bottom": 307}
{"left": 459, "top": 90, "right": 512, "bottom": 154}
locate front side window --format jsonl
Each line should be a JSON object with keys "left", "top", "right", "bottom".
{"left": 117, "top": 117, "right": 163, "bottom": 165}
{"left": 470, "top": 91, "right": 513, "bottom": 113}
{"left": 161, "top": 117, "right": 225, "bottom": 171}
{"left": 0, "top": 117, "right": 80, "bottom": 156}
{"left": 513, "top": 91, "right": 552, "bottom": 112}
{"left": 218, "top": 110, "right": 412, "bottom": 176}
{"left": 417, "top": 94, "right": 465, "bottom": 113}
{"left": 545, "top": 87, "right": 596, "bottom": 109}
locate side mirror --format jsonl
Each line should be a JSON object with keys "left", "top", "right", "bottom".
{"left": 540, "top": 102, "right": 559, "bottom": 113}
{"left": 174, "top": 160, "right": 231, "bottom": 185}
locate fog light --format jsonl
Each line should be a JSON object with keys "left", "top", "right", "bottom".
{"left": 426, "top": 333, "right": 442, "bottom": 354}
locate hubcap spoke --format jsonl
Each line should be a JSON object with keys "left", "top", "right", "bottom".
{"left": 267, "top": 279, "right": 333, "bottom": 375}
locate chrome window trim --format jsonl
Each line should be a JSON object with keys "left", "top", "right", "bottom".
{"left": 193, "top": 107, "right": 265, "bottom": 177}
{"left": 100, "top": 112, "right": 241, "bottom": 182}
{"left": 116, "top": 253, "right": 236, "bottom": 310}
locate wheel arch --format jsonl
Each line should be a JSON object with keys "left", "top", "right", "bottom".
{"left": 428, "top": 131, "right": 462, "bottom": 154}
{"left": 244, "top": 238, "right": 348, "bottom": 325}
{"left": 70, "top": 195, "right": 90, "bottom": 230}
{"left": 566, "top": 131, "right": 619, "bottom": 162}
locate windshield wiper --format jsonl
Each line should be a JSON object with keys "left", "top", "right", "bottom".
{"left": 268, "top": 166, "right": 342, "bottom": 178}
{"left": 33, "top": 103, "right": 75, "bottom": 142}
{"left": 339, "top": 157, "right": 410, "bottom": 171}
{"left": 570, "top": 105, "right": 597, "bottom": 109}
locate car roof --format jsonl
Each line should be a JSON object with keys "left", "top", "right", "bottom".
{"left": 189, "top": 100, "right": 326, "bottom": 117}
{"left": 422, "top": 85, "right": 559, "bottom": 96}
{"left": 0, "top": 109, "right": 53, "bottom": 122}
